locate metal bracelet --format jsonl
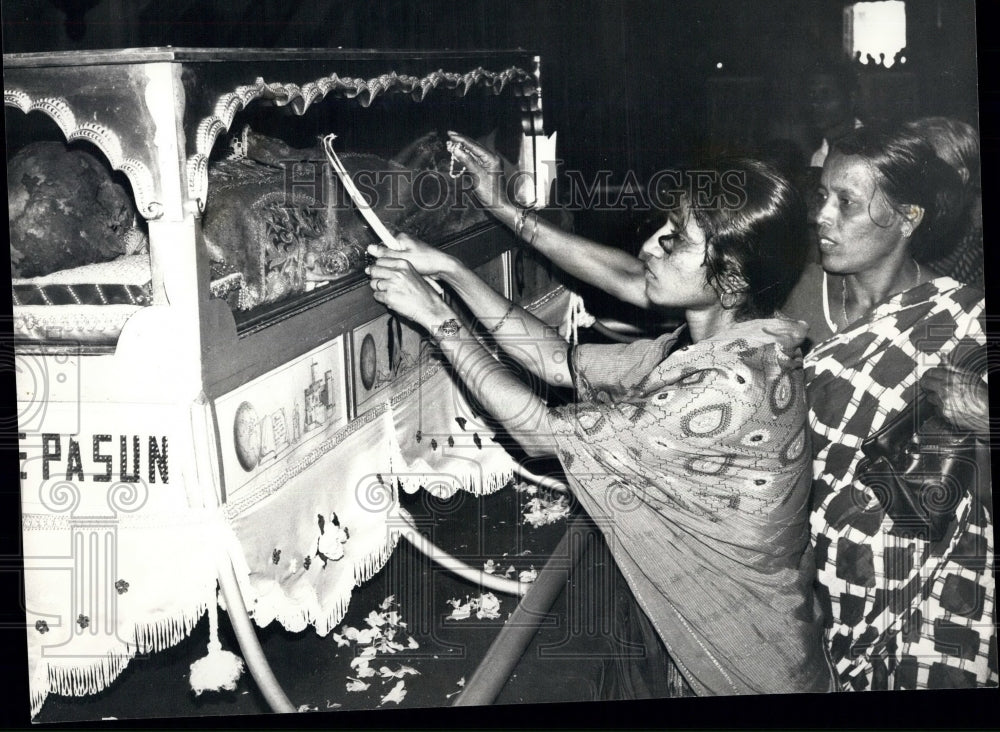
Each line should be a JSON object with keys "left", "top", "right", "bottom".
{"left": 488, "top": 302, "right": 516, "bottom": 333}
{"left": 513, "top": 206, "right": 529, "bottom": 239}
{"left": 527, "top": 211, "right": 540, "bottom": 246}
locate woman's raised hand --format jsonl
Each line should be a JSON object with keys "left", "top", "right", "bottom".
{"left": 446, "top": 131, "right": 508, "bottom": 210}
{"left": 366, "top": 254, "right": 451, "bottom": 331}
{"left": 921, "top": 362, "right": 990, "bottom": 436}
{"left": 367, "top": 233, "right": 454, "bottom": 278}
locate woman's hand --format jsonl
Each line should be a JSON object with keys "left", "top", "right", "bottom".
{"left": 367, "top": 255, "right": 451, "bottom": 332}
{"left": 761, "top": 319, "right": 811, "bottom": 357}
{"left": 366, "top": 233, "right": 456, "bottom": 278}
{"left": 446, "top": 131, "right": 509, "bottom": 210}
{"left": 921, "top": 363, "right": 990, "bottom": 436}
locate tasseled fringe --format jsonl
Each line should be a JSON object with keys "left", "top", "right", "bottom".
{"left": 352, "top": 533, "right": 399, "bottom": 588}
{"left": 392, "top": 468, "right": 515, "bottom": 498}
{"left": 562, "top": 290, "right": 595, "bottom": 345}
{"left": 45, "top": 650, "right": 132, "bottom": 701}
{"left": 30, "top": 687, "right": 46, "bottom": 720}
{"left": 33, "top": 607, "right": 209, "bottom": 718}
{"left": 131, "top": 606, "right": 207, "bottom": 655}
{"left": 189, "top": 586, "right": 244, "bottom": 695}
{"left": 246, "top": 532, "right": 402, "bottom": 638}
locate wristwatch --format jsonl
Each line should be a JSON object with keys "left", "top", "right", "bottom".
{"left": 434, "top": 318, "right": 461, "bottom": 340}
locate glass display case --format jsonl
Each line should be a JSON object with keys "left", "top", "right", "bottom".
{"left": 7, "top": 48, "right": 566, "bottom": 718}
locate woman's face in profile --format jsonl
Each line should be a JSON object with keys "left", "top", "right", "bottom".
{"left": 814, "top": 152, "right": 909, "bottom": 275}
{"left": 638, "top": 208, "right": 718, "bottom": 310}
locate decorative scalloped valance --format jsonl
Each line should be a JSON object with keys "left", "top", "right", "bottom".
{"left": 4, "top": 89, "right": 163, "bottom": 220}
{"left": 187, "top": 66, "right": 534, "bottom": 211}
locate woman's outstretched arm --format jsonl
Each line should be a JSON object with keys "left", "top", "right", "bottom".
{"left": 367, "top": 236, "right": 572, "bottom": 389}
{"left": 447, "top": 132, "right": 652, "bottom": 308}
{"left": 367, "top": 254, "right": 556, "bottom": 457}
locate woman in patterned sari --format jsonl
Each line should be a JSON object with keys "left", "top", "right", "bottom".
{"left": 795, "top": 124, "right": 995, "bottom": 690}
{"left": 366, "top": 158, "right": 834, "bottom": 696}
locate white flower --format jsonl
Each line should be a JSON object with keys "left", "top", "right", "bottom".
{"left": 380, "top": 679, "right": 407, "bottom": 705}
{"left": 332, "top": 632, "right": 350, "bottom": 647}
{"left": 475, "top": 592, "right": 502, "bottom": 619}
{"left": 483, "top": 559, "right": 497, "bottom": 574}
{"left": 365, "top": 610, "right": 387, "bottom": 628}
{"left": 379, "top": 665, "right": 419, "bottom": 679}
{"left": 345, "top": 678, "right": 370, "bottom": 692}
{"left": 350, "top": 656, "right": 377, "bottom": 678}
{"left": 448, "top": 600, "right": 471, "bottom": 620}
{"left": 518, "top": 568, "right": 538, "bottom": 583}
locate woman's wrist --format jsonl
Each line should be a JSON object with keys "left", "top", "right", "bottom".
{"left": 418, "top": 300, "right": 458, "bottom": 335}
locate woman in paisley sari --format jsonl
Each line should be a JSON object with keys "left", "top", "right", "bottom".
{"left": 450, "top": 124, "right": 996, "bottom": 692}
{"left": 789, "top": 124, "right": 996, "bottom": 691}
{"left": 365, "top": 158, "right": 833, "bottom": 696}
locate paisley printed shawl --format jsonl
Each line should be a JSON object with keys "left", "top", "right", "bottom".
{"left": 548, "top": 319, "right": 831, "bottom": 696}
{"left": 805, "top": 277, "right": 996, "bottom": 690}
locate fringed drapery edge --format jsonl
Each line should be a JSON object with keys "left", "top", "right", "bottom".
{"left": 242, "top": 530, "right": 401, "bottom": 638}
{"left": 393, "top": 465, "right": 515, "bottom": 498}
{"left": 32, "top": 602, "right": 208, "bottom": 719}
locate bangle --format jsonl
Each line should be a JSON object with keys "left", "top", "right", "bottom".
{"left": 527, "top": 211, "right": 540, "bottom": 246}
{"left": 488, "top": 302, "right": 516, "bottom": 333}
{"left": 513, "top": 206, "right": 529, "bottom": 239}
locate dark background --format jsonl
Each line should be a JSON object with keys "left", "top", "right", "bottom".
{"left": 0, "top": 0, "right": 981, "bottom": 182}
{"left": 1, "top": 1, "right": 995, "bottom": 729}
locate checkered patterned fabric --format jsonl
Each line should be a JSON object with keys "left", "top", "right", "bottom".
{"left": 805, "top": 277, "right": 996, "bottom": 690}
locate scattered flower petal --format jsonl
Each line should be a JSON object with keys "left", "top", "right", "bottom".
{"left": 445, "top": 676, "right": 467, "bottom": 699}
{"left": 523, "top": 493, "right": 571, "bottom": 527}
{"left": 407, "top": 636, "right": 419, "bottom": 649}
{"left": 346, "top": 678, "right": 370, "bottom": 692}
{"left": 475, "top": 592, "right": 502, "bottom": 619}
{"left": 332, "top": 632, "right": 350, "bottom": 647}
{"left": 380, "top": 680, "right": 407, "bottom": 706}
{"left": 379, "top": 595, "right": 396, "bottom": 610}
{"left": 379, "top": 664, "right": 420, "bottom": 679}
{"left": 365, "top": 610, "right": 387, "bottom": 628}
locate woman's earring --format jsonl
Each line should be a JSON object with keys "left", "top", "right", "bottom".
{"left": 720, "top": 291, "right": 739, "bottom": 310}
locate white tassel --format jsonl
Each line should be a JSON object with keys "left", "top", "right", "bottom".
{"left": 561, "top": 291, "right": 595, "bottom": 345}
{"left": 189, "top": 587, "right": 244, "bottom": 695}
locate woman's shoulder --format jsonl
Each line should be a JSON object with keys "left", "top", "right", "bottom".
{"left": 696, "top": 317, "right": 807, "bottom": 361}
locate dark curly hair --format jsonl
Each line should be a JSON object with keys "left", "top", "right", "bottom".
{"left": 831, "top": 123, "right": 964, "bottom": 262}
{"left": 677, "top": 158, "right": 810, "bottom": 321}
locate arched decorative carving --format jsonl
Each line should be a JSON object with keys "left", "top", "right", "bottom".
{"left": 186, "top": 66, "right": 536, "bottom": 212}
{"left": 4, "top": 89, "right": 164, "bottom": 220}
